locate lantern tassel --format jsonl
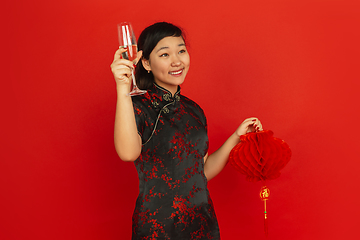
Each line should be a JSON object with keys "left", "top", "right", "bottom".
{"left": 260, "top": 186, "right": 270, "bottom": 237}
{"left": 264, "top": 199, "right": 268, "bottom": 237}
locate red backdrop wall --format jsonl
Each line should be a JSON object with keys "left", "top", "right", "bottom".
{"left": 2, "top": 0, "right": 360, "bottom": 239}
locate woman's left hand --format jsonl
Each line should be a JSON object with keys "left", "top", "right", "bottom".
{"left": 235, "top": 117, "right": 263, "bottom": 137}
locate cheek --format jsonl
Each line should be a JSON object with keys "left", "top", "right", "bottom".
{"left": 157, "top": 62, "right": 168, "bottom": 74}
{"left": 184, "top": 55, "right": 190, "bottom": 67}
{"left": 149, "top": 59, "right": 160, "bottom": 70}
{"left": 151, "top": 60, "right": 168, "bottom": 76}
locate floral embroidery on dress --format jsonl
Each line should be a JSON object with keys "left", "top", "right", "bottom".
{"left": 130, "top": 83, "right": 219, "bottom": 239}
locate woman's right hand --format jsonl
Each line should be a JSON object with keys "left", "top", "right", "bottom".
{"left": 112, "top": 48, "right": 143, "bottom": 161}
{"left": 110, "top": 48, "right": 142, "bottom": 89}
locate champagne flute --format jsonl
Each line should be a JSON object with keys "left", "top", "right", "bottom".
{"left": 117, "top": 22, "right": 146, "bottom": 96}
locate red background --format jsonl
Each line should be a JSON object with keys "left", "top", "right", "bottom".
{"left": 2, "top": 0, "right": 360, "bottom": 239}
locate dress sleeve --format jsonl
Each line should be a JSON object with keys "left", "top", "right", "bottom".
{"left": 132, "top": 102, "right": 145, "bottom": 138}
{"left": 194, "top": 102, "right": 208, "bottom": 133}
{"left": 201, "top": 108, "right": 208, "bottom": 134}
{"left": 193, "top": 102, "right": 209, "bottom": 155}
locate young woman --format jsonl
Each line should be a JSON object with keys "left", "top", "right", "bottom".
{"left": 111, "top": 22, "right": 263, "bottom": 239}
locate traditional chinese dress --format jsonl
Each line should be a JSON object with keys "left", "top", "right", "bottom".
{"left": 131, "top": 83, "right": 220, "bottom": 239}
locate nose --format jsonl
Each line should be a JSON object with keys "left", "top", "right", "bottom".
{"left": 170, "top": 55, "right": 181, "bottom": 67}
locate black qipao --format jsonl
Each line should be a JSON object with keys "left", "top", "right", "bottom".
{"left": 131, "top": 83, "right": 220, "bottom": 239}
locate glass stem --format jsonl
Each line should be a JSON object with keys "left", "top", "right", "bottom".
{"left": 131, "top": 70, "right": 136, "bottom": 90}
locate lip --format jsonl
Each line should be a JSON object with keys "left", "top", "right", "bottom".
{"left": 168, "top": 68, "right": 184, "bottom": 76}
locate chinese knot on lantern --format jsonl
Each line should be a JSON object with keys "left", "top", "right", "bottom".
{"left": 229, "top": 130, "right": 291, "bottom": 236}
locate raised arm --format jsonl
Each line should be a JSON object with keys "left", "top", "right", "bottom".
{"left": 111, "top": 48, "right": 143, "bottom": 161}
{"left": 204, "top": 117, "right": 263, "bottom": 181}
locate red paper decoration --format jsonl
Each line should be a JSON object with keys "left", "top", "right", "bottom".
{"left": 229, "top": 130, "right": 291, "bottom": 236}
{"left": 229, "top": 130, "right": 291, "bottom": 182}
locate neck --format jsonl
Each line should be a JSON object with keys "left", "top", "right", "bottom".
{"left": 154, "top": 82, "right": 178, "bottom": 96}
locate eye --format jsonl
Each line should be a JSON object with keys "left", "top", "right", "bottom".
{"left": 160, "top": 53, "right": 169, "bottom": 57}
{"left": 179, "top": 49, "right": 187, "bottom": 54}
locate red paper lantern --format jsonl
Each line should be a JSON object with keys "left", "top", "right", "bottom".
{"left": 229, "top": 130, "right": 291, "bottom": 182}
{"left": 229, "top": 130, "right": 291, "bottom": 236}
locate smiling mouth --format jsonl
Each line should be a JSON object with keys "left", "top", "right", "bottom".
{"left": 169, "top": 69, "right": 183, "bottom": 75}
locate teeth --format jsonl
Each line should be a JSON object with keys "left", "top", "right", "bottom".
{"left": 169, "top": 69, "right": 182, "bottom": 75}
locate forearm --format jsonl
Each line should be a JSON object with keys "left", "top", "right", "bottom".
{"left": 114, "top": 85, "right": 142, "bottom": 161}
{"left": 204, "top": 132, "right": 240, "bottom": 181}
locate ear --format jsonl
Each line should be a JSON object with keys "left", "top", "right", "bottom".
{"left": 135, "top": 50, "right": 143, "bottom": 65}
{"left": 142, "top": 58, "right": 151, "bottom": 71}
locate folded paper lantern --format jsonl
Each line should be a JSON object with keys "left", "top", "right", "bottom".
{"left": 229, "top": 130, "right": 291, "bottom": 236}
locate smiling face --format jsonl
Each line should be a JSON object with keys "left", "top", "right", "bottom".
{"left": 142, "top": 36, "right": 190, "bottom": 94}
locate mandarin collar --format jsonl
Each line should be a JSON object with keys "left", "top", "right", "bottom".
{"left": 147, "top": 83, "right": 181, "bottom": 111}
{"left": 152, "top": 83, "right": 181, "bottom": 98}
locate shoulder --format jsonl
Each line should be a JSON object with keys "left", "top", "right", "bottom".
{"left": 180, "top": 94, "right": 206, "bottom": 119}
{"left": 131, "top": 92, "right": 152, "bottom": 108}
{"left": 130, "top": 95, "right": 153, "bottom": 118}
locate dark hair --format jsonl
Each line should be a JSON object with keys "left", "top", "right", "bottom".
{"left": 135, "top": 22, "right": 185, "bottom": 90}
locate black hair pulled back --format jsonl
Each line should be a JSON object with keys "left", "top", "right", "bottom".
{"left": 135, "top": 22, "right": 185, "bottom": 90}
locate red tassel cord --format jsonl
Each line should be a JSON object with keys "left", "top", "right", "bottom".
{"left": 264, "top": 199, "right": 268, "bottom": 237}
{"left": 260, "top": 186, "right": 270, "bottom": 237}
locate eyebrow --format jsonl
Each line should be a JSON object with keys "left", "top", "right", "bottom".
{"left": 156, "top": 43, "right": 186, "bottom": 53}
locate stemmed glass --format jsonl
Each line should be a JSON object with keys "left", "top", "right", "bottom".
{"left": 117, "top": 22, "right": 146, "bottom": 96}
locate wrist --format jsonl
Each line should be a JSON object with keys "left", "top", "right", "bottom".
{"left": 232, "top": 132, "right": 242, "bottom": 142}
{"left": 116, "top": 83, "right": 131, "bottom": 96}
